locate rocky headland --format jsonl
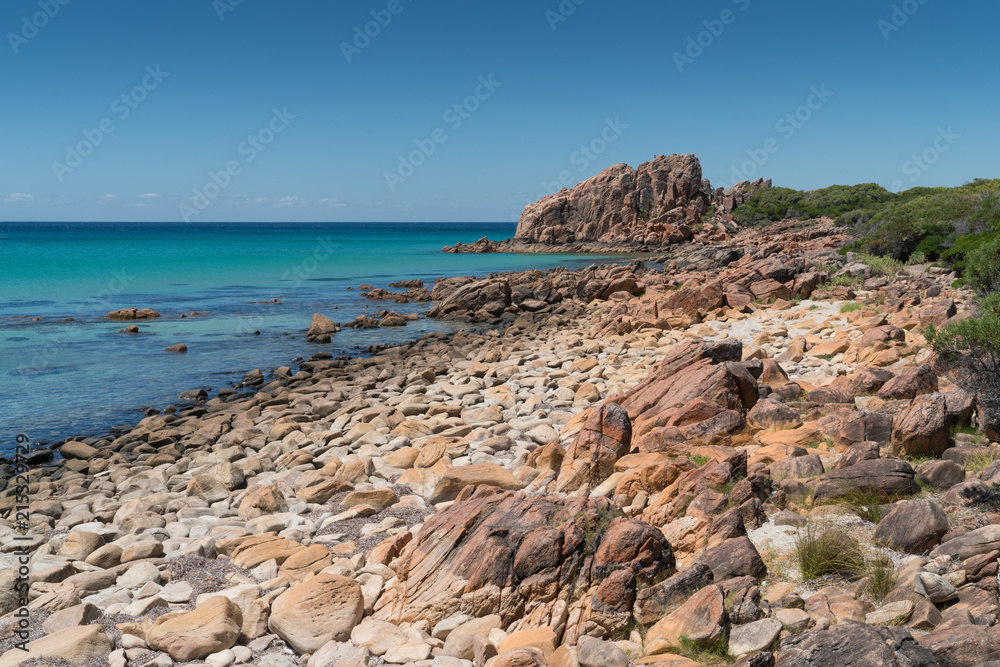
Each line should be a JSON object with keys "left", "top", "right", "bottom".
{"left": 443, "top": 154, "right": 770, "bottom": 254}
{"left": 2, "top": 170, "right": 999, "bottom": 667}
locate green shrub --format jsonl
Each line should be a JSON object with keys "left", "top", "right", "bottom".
{"left": 734, "top": 183, "right": 894, "bottom": 227}
{"left": 928, "top": 292, "right": 1000, "bottom": 435}
{"left": 964, "top": 235, "right": 1000, "bottom": 296}
{"left": 840, "top": 302, "right": 864, "bottom": 313}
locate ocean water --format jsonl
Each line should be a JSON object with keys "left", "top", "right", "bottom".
{"left": 0, "top": 222, "right": 617, "bottom": 452}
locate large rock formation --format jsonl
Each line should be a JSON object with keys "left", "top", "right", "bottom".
{"left": 444, "top": 154, "right": 768, "bottom": 252}
{"left": 515, "top": 154, "right": 707, "bottom": 246}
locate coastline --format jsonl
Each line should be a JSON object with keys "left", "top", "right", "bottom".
{"left": 0, "top": 218, "right": 991, "bottom": 666}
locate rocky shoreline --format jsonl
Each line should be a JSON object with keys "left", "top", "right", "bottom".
{"left": 2, "top": 218, "right": 998, "bottom": 667}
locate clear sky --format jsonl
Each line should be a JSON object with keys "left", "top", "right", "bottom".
{"left": 1, "top": 0, "right": 996, "bottom": 222}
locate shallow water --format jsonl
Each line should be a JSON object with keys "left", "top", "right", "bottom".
{"left": 0, "top": 222, "right": 618, "bottom": 450}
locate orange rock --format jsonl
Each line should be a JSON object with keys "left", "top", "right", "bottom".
{"left": 495, "top": 626, "right": 556, "bottom": 659}
{"left": 277, "top": 544, "right": 333, "bottom": 582}
{"left": 146, "top": 597, "right": 242, "bottom": 661}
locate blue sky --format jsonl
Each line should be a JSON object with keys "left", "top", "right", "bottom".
{"left": 1, "top": 0, "right": 996, "bottom": 222}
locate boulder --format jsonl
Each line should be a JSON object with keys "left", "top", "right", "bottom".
{"left": 916, "top": 459, "right": 965, "bottom": 490}
{"left": 268, "top": 574, "right": 365, "bottom": 653}
{"left": 891, "top": 392, "right": 950, "bottom": 458}
{"left": 238, "top": 483, "right": 288, "bottom": 519}
{"left": 775, "top": 620, "right": 937, "bottom": 666}
{"left": 429, "top": 463, "right": 525, "bottom": 502}
{"left": 645, "top": 585, "right": 725, "bottom": 654}
{"left": 917, "top": 625, "right": 1000, "bottom": 666}
{"left": 814, "top": 458, "right": 919, "bottom": 502}
{"left": 58, "top": 531, "right": 104, "bottom": 560}
{"left": 692, "top": 536, "right": 766, "bottom": 582}
{"left": 619, "top": 339, "right": 756, "bottom": 452}
{"left": 877, "top": 364, "right": 938, "bottom": 400}
{"left": 729, "top": 618, "right": 782, "bottom": 657}
{"left": 930, "top": 525, "right": 1000, "bottom": 560}
{"left": 374, "top": 489, "right": 673, "bottom": 634}
{"left": 428, "top": 278, "right": 512, "bottom": 318}
{"left": 874, "top": 500, "right": 949, "bottom": 554}
{"left": 555, "top": 402, "right": 632, "bottom": 493}
{"left": 146, "top": 596, "right": 242, "bottom": 661}
{"left": 0, "top": 624, "right": 111, "bottom": 667}
{"left": 441, "top": 615, "right": 503, "bottom": 659}
{"left": 107, "top": 307, "right": 159, "bottom": 320}
{"left": 770, "top": 454, "right": 824, "bottom": 480}
{"left": 747, "top": 399, "right": 802, "bottom": 432}
{"left": 306, "top": 313, "right": 340, "bottom": 342}
{"left": 633, "top": 564, "right": 714, "bottom": 624}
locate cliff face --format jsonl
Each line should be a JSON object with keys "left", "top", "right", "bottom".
{"left": 514, "top": 153, "right": 708, "bottom": 246}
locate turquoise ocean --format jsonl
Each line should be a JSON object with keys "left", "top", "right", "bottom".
{"left": 0, "top": 222, "right": 616, "bottom": 453}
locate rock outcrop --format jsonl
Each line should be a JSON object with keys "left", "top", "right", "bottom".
{"left": 444, "top": 154, "right": 767, "bottom": 252}
{"left": 373, "top": 487, "right": 674, "bottom": 643}
{"left": 515, "top": 154, "right": 707, "bottom": 246}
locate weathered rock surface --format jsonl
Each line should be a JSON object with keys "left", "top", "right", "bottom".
{"left": 374, "top": 488, "right": 673, "bottom": 641}
{"left": 269, "top": 574, "right": 365, "bottom": 653}
{"left": 146, "top": 596, "right": 243, "bottom": 661}
{"left": 514, "top": 154, "right": 708, "bottom": 247}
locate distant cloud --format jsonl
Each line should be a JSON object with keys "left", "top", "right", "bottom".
{"left": 99, "top": 194, "right": 119, "bottom": 201}
{"left": 246, "top": 196, "right": 312, "bottom": 207}
{"left": 4, "top": 193, "right": 33, "bottom": 202}
{"left": 318, "top": 198, "right": 347, "bottom": 208}
{"left": 138, "top": 193, "right": 159, "bottom": 199}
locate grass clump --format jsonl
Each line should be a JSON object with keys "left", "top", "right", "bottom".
{"left": 839, "top": 301, "right": 864, "bottom": 313}
{"left": 839, "top": 487, "right": 892, "bottom": 523}
{"left": 863, "top": 553, "right": 899, "bottom": 603}
{"left": 963, "top": 449, "right": 1000, "bottom": 473}
{"left": 677, "top": 634, "right": 733, "bottom": 666}
{"left": 795, "top": 525, "right": 865, "bottom": 581}
{"left": 688, "top": 454, "right": 711, "bottom": 467}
